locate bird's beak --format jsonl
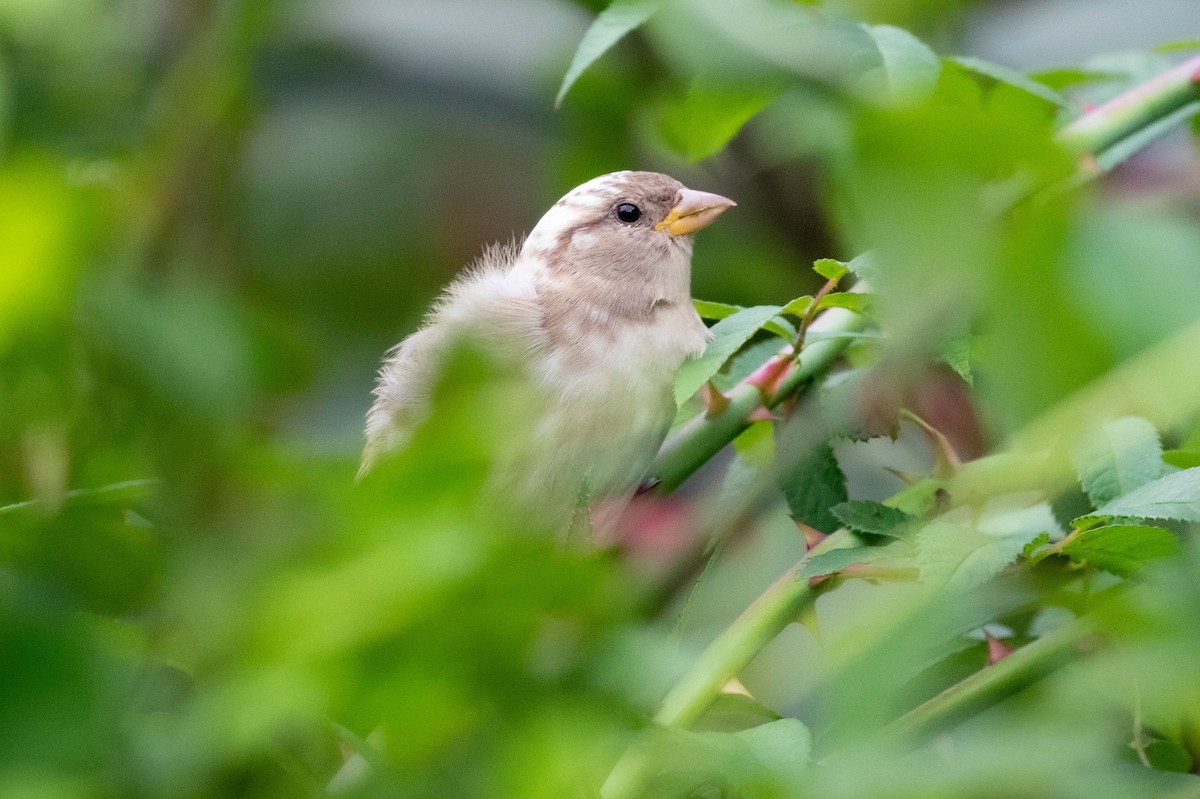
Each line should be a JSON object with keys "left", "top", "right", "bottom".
{"left": 655, "top": 188, "right": 736, "bottom": 236}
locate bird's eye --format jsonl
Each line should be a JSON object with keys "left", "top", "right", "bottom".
{"left": 615, "top": 203, "right": 642, "bottom": 224}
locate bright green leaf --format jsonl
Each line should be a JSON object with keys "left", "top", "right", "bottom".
{"left": 1070, "top": 417, "right": 1163, "bottom": 507}
{"left": 815, "top": 292, "right": 873, "bottom": 315}
{"left": 1061, "top": 524, "right": 1179, "bottom": 576}
{"left": 695, "top": 299, "right": 794, "bottom": 339}
{"left": 781, "top": 295, "right": 814, "bottom": 318}
{"left": 556, "top": 0, "right": 662, "bottom": 107}
{"left": 675, "top": 305, "right": 782, "bottom": 404}
{"left": 659, "top": 82, "right": 781, "bottom": 161}
{"left": 813, "top": 258, "right": 849, "bottom": 282}
{"left": 1164, "top": 450, "right": 1200, "bottom": 469}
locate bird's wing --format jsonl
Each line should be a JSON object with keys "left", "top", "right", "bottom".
{"left": 361, "top": 245, "right": 544, "bottom": 474}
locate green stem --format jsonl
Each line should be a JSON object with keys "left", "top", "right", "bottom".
{"left": 601, "top": 531, "right": 850, "bottom": 798}
{"left": 1056, "top": 54, "right": 1200, "bottom": 157}
{"left": 652, "top": 306, "right": 869, "bottom": 492}
{"left": 886, "top": 617, "right": 1096, "bottom": 742}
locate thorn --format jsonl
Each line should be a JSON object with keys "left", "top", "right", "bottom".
{"left": 745, "top": 354, "right": 792, "bottom": 400}
{"left": 901, "top": 409, "right": 962, "bottom": 478}
{"left": 721, "top": 676, "right": 753, "bottom": 698}
{"left": 700, "top": 381, "right": 730, "bottom": 418}
{"left": 794, "top": 521, "right": 827, "bottom": 550}
{"left": 746, "top": 406, "right": 778, "bottom": 423}
{"left": 985, "top": 632, "right": 1016, "bottom": 666}
{"left": 883, "top": 466, "right": 924, "bottom": 486}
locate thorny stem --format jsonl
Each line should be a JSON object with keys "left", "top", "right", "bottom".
{"left": 1056, "top": 54, "right": 1200, "bottom": 162}
{"left": 791, "top": 277, "right": 842, "bottom": 356}
{"left": 600, "top": 531, "right": 850, "bottom": 799}
{"left": 607, "top": 54, "right": 1200, "bottom": 799}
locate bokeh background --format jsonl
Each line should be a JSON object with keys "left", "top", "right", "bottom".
{"left": 3, "top": 0, "right": 1200, "bottom": 797}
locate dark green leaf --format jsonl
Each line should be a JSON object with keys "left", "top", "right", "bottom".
{"left": 778, "top": 442, "right": 847, "bottom": 534}
{"left": 830, "top": 500, "right": 914, "bottom": 538}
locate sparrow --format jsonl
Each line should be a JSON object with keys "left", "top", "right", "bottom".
{"left": 363, "top": 171, "right": 734, "bottom": 529}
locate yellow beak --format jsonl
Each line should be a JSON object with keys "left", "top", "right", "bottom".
{"left": 655, "top": 188, "right": 736, "bottom": 236}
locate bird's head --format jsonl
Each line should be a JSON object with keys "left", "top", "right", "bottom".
{"left": 518, "top": 171, "right": 734, "bottom": 308}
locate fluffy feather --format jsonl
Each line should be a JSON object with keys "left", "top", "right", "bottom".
{"left": 363, "top": 171, "right": 730, "bottom": 528}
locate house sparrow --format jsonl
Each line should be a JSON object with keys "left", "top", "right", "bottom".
{"left": 363, "top": 171, "right": 734, "bottom": 529}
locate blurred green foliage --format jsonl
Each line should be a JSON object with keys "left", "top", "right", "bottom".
{"left": 3, "top": 0, "right": 1200, "bottom": 797}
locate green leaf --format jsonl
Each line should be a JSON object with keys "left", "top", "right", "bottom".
{"left": 830, "top": 500, "right": 914, "bottom": 538}
{"left": 1061, "top": 524, "right": 1179, "bottom": 576}
{"left": 916, "top": 521, "right": 1037, "bottom": 593}
{"left": 1023, "top": 532, "right": 1052, "bottom": 563}
{"left": 1028, "top": 67, "right": 1122, "bottom": 91}
{"left": 778, "top": 442, "right": 847, "bottom": 534}
{"left": 693, "top": 299, "right": 741, "bottom": 321}
{"left": 1070, "top": 417, "right": 1163, "bottom": 507}
{"left": 844, "top": 251, "right": 879, "bottom": 282}
{"left": 735, "top": 718, "right": 811, "bottom": 777}
{"left": 860, "top": 24, "right": 941, "bottom": 103}
{"left": 711, "top": 337, "right": 787, "bottom": 391}
{"left": 555, "top": 0, "right": 662, "bottom": 107}
{"left": 940, "top": 336, "right": 973, "bottom": 386}
{"left": 1094, "top": 467, "right": 1200, "bottom": 522}
{"left": 815, "top": 292, "right": 873, "bottom": 315}
{"left": 813, "top": 258, "right": 848, "bottom": 282}
{"left": 951, "top": 56, "right": 1068, "bottom": 107}
{"left": 1164, "top": 449, "right": 1200, "bottom": 469}
{"left": 658, "top": 82, "right": 781, "bottom": 161}
{"left": 694, "top": 299, "right": 795, "bottom": 340}
{"left": 675, "top": 305, "right": 782, "bottom": 404}
{"left": 781, "top": 295, "right": 814, "bottom": 318}
{"left": 797, "top": 541, "right": 910, "bottom": 579}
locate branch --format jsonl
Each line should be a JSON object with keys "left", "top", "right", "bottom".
{"left": 1057, "top": 54, "right": 1200, "bottom": 161}
{"left": 651, "top": 304, "right": 870, "bottom": 492}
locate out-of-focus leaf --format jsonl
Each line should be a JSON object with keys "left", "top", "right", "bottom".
{"left": 830, "top": 500, "right": 914, "bottom": 538}
{"left": 735, "top": 718, "right": 811, "bottom": 777}
{"left": 951, "top": 56, "right": 1067, "bottom": 107}
{"left": 1093, "top": 467, "right": 1200, "bottom": 522}
{"left": 1155, "top": 39, "right": 1200, "bottom": 53}
{"left": 916, "top": 521, "right": 1037, "bottom": 592}
{"left": 1060, "top": 524, "right": 1179, "bottom": 576}
{"left": 556, "top": 0, "right": 663, "bottom": 107}
{"left": 778, "top": 441, "right": 847, "bottom": 534}
{"left": 658, "top": 82, "right": 780, "bottom": 161}
{"left": 1070, "top": 417, "right": 1163, "bottom": 507}
{"left": 1163, "top": 450, "right": 1200, "bottom": 469}
{"left": 1029, "top": 67, "right": 1121, "bottom": 91}
{"left": 860, "top": 24, "right": 941, "bottom": 103}
{"left": 675, "top": 305, "right": 782, "bottom": 404}
{"left": 940, "top": 336, "right": 973, "bottom": 385}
